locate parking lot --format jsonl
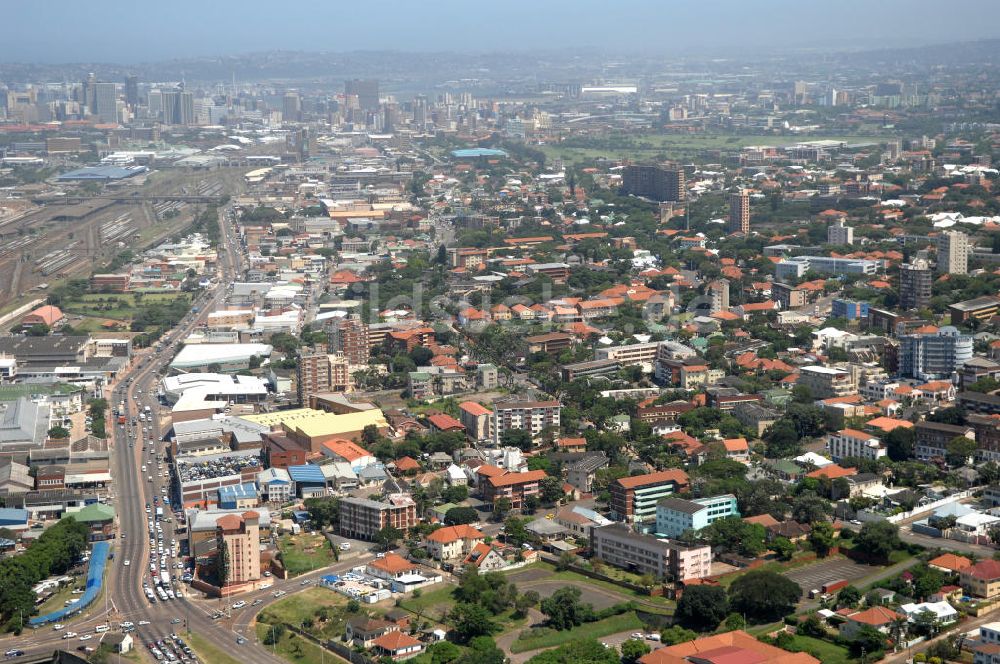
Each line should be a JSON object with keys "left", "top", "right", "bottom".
{"left": 784, "top": 556, "right": 873, "bottom": 598}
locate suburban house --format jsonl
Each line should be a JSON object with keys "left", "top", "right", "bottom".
{"left": 463, "top": 543, "right": 508, "bottom": 572}
{"left": 346, "top": 617, "right": 398, "bottom": 648}
{"left": 962, "top": 560, "right": 1000, "bottom": 599}
{"left": 371, "top": 631, "right": 424, "bottom": 660}
{"left": 424, "top": 524, "right": 485, "bottom": 561}
{"left": 840, "top": 606, "right": 906, "bottom": 640}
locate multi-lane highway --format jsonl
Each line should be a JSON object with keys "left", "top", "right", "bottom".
{"left": 0, "top": 206, "right": 316, "bottom": 663}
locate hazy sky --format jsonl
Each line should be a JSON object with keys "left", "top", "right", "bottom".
{"left": 4, "top": 0, "right": 999, "bottom": 63}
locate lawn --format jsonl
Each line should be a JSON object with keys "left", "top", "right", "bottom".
{"left": 254, "top": 625, "right": 329, "bottom": 664}
{"left": 784, "top": 634, "right": 854, "bottom": 664}
{"left": 62, "top": 292, "right": 189, "bottom": 321}
{"left": 277, "top": 533, "right": 336, "bottom": 576}
{"left": 512, "top": 562, "right": 675, "bottom": 612}
{"left": 35, "top": 580, "right": 86, "bottom": 616}
{"left": 508, "top": 611, "right": 644, "bottom": 653}
{"left": 397, "top": 583, "right": 456, "bottom": 620}
{"left": 187, "top": 631, "right": 244, "bottom": 664}
{"left": 258, "top": 586, "right": 369, "bottom": 643}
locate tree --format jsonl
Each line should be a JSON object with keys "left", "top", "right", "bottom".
{"left": 346, "top": 598, "right": 361, "bottom": 613}
{"left": 540, "top": 586, "right": 593, "bottom": 630}
{"left": 514, "top": 591, "right": 540, "bottom": 618}
{"left": 449, "top": 603, "right": 500, "bottom": 642}
{"left": 620, "top": 639, "right": 652, "bottom": 664}
{"left": 539, "top": 476, "right": 564, "bottom": 505}
{"left": 772, "top": 536, "right": 795, "bottom": 561}
{"left": 442, "top": 484, "right": 469, "bottom": 503}
{"left": 500, "top": 429, "right": 533, "bottom": 452}
{"left": 262, "top": 623, "right": 285, "bottom": 645}
{"left": 885, "top": 427, "right": 916, "bottom": 462}
{"left": 848, "top": 624, "right": 886, "bottom": 658}
{"left": 798, "top": 614, "right": 826, "bottom": 638}
{"left": 764, "top": 420, "right": 801, "bottom": 458}
{"left": 728, "top": 570, "right": 802, "bottom": 623}
{"left": 838, "top": 585, "right": 862, "bottom": 608}
{"left": 422, "top": 640, "right": 462, "bottom": 664}
{"left": 503, "top": 516, "right": 531, "bottom": 546}
{"left": 945, "top": 435, "right": 976, "bottom": 467}
{"left": 660, "top": 625, "right": 697, "bottom": 645}
{"left": 494, "top": 497, "right": 512, "bottom": 520}
{"left": 47, "top": 426, "right": 70, "bottom": 439}
{"left": 675, "top": 585, "right": 728, "bottom": 631}
{"left": 791, "top": 384, "right": 814, "bottom": 404}
{"left": 304, "top": 497, "right": 340, "bottom": 528}
{"left": 375, "top": 525, "right": 403, "bottom": 552}
{"left": 362, "top": 424, "right": 380, "bottom": 445}
{"left": 525, "top": 639, "right": 618, "bottom": 664}
{"left": 26, "top": 324, "right": 49, "bottom": 337}
{"left": 854, "top": 521, "right": 900, "bottom": 561}
{"left": 808, "top": 520, "right": 836, "bottom": 558}
{"left": 444, "top": 507, "right": 479, "bottom": 525}
{"left": 702, "top": 517, "right": 766, "bottom": 557}
{"left": 791, "top": 493, "right": 831, "bottom": 524}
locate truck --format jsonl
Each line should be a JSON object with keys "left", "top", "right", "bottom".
{"left": 822, "top": 579, "right": 849, "bottom": 594}
{"left": 155, "top": 507, "right": 164, "bottom": 519}
{"left": 160, "top": 571, "right": 171, "bottom": 587}
{"left": 118, "top": 415, "right": 126, "bottom": 425}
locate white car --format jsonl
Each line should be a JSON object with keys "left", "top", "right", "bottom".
{"left": 232, "top": 601, "right": 246, "bottom": 609}
{"left": 62, "top": 632, "right": 77, "bottom": 639}
{"left": 52, "top": 624, "right": 64, "bottom": 631}
{"left": 138, "top": 620, "right": 150, "bottom": 626}
{"left": 79, "top": 635, "right": 92, "bottom": 641}
{"left": 123, "top": 560, "right": 130, "bottom": 566}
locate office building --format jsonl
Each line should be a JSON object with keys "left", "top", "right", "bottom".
{"left": 938, "top": 230, "right": 969, "bottom": 275}
{"left": 282, "top": 91, "right": 301, "bottom": 122}
{"left": 491, "top": 399, "right": 561, "bottom": 443}
{"left": 621, "top": 164, "right": 686, "bottom": 202}
{"left": 655, "top": 494, "right": 739, "bottom": 538}
{"left": 609, "top": 469, "right": 689, "bottom": 529}
{"left": 125, "top": 75, "right": 139, "bottom": 108}
{"left": 590, "top": 523, "right": 712, "bottom": 582}
{"left": 828, "top": 219, "right": 854, "bottom": 245}
{"left": 296, "top": 351, "right": 351, "bottom": 404}
{"left": 832, "top": 299, "right": 869, "bottom": 321}
{"left": 338, "top": 494, "right": 417, "bottom": 541}
{"left": 160, "top": 89, "right": 194, "bottom": 125}
{"left": 772, "top": 282, "right": 809, "bottom": 310}
{"left": 728, "top": 190, "right": 750, "bottom": 234}
{"left": 899, "top": 258, "right": 932, "bottom": 310}
{"left": 214, "top": 511, "right": 261, "bottom": 585}
{"left": 345, "top": 79, "right": 379, "bottom": 111}
{"left": 330, "top": 315, "right": 369, "bottom": 366}
{"left": 775, "top": 256, "right": 879, "bottom": 281}
{"left": 899, "top": 326, "right": 974, "bottom": 380}
{"left": 93, "top": 82, "right": 117, "bottom": 123}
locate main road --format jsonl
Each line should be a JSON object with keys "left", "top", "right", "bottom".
{"left": 4, "top": 206, "right": 299, "bottom": 663}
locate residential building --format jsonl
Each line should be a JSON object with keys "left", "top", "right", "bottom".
{"left": 840, "top": 606, "right": 906, "bottom": 640}
{"left": 900, "top": 258, "right": 932, "bottom": 310}
{"left": 961, "top": 559, "right": 1000, "bottom": 599}
{"left": 564, "top": 453, "right": 609, "bottom": 493}
{"left": 828, "top": 428, "right": 886, "bottom": 462}
{"left": 622, "top": 164, "right": 686, "bottom": 202}
{"left": 458, "top": 401, "right": 492, "bottom": 441}
{"left": 972, "top": 415, "right": 1000, "bottom": 462}
{"left": 915, "top": 421, "right": 975, "bottom": 460}
{"left": 425, "top": 524, "right": 485, "bottom": 561}
{"left": 832, "top": 299, "right": 870, "bottom": 321}
{"left": 938, "top": 230, "right": 969, "bottom": 275}
{"left": 638, "top": 630, "right": 819, "bottom": 664}
{"left": 491, "top": 400, "right": 561, "bottom": 444}
{"left": 525, "top": 332, "right": 572, "bottom": 355}
{"left": 329, "top": 315, "right": 369, "bottom": 365}
{"left": 655, "top": 494, "right": 739, "bottom": 538}
{"left": 609, "top": 469, "right": 689, "bottom": 529}
{"left": 798, "top": 365, "right": 856, "bottom": 398}
{"left": 899, "top": 326, "right": 974, "bottom": 380}
{"left": 215, "top": 511, "right": 261, "bottom": 586}
{"left": 728, "top": 189, "right": 750, "bottom": 234}
{"left": 733, "top": 402, "right": 781, "bottom": 437}
{"left": 590, "top": 523, "right": 711, "bottom": 581}
{"left": 338, "top": 494, "right": 417, "bottom": 541}
{"left": 828, "top": 219, "right": 854, "bottom": 245}
{"left": 481, "top": 470, "right": 547, "bottom": 510}
{"left": 706, "top": 279, "right": 730, "bottom": 313}
{"left": 372, "top": 631, "right": 424, "bottom": 661}
{"left": 772, "top": 282, "right": 808, "bottom": 310}
{"left": 949, "top": 296, "right": 1000, "bottom": 325}
{"left": 594, "top": 341, "right": 663, "bottom": 368}
{"left": 296, "top": 351, "right": 351, "bottom": 403}
{"left": 775, "top": 256, "right": 879, "bottom": 280}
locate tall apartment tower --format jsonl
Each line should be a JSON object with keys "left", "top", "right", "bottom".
{"left": 937, "top": 230, "right": 969, "bottom": 275}
{"left": 160, "top": 89, "right": 194, "bottom": 125}
{"left": 282, "top": 91, "right": 301, "bottom": 122}
{"left": 706, "top": 279, "right": 730, "bottom": 313}
{"left": 214, "top": 512, "right": 261, "bottom": 586}
{"left": 621, "top": 164, "right": 686, "bottom": 202}
{"left": 296, "top": 351, "right": 351, "bottom": 403}
{"left": 899, "top": 257, "right": 933, "bottom": 310}
{"left": 728, "top": 190, "right": 750, "bottom": 235}
{"left": 828, "top": 219, "right": 854, "bottom": 245}
{"left": 330, "top": 315, "right": 370, "bottom": 366}
{"left": 345, "top": 79, "right": 379, "bottom": 111}
{"left": 124, "top": 75, "right": 139, "bottom": 108}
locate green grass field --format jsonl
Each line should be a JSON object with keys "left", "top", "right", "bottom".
{"left": 511, "top": 562, "right": 675, "bottom": 612}
{"left": 258, "top": 587, "right": 354, "bottom": 639}
{"left": 62, "top": 292, "right": 188, "bottom": 320}
{"left": 277, "top": 534, "right": 336, "bottom": 576}
{"left": 254, "top": 625, "right": 329, "bottom": 664}
{"left": 397, "top": 584, "right": 456, "bottom": 620}
{"left": 187, "top": 631, "right": 244, "bottom": 664}
{"left": 784, "top": 634, "right": 854, "bottom": 664}
{"left": 509, "top": 611, "right": 644, "bottom": 653}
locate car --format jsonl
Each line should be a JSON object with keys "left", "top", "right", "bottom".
{"left": 120, "top": 622, "right": 135, "bottom": 629}
{"left": 62, "top": 632, "right": 77, "bottom": 639}
{"left": 262, "top": 570, "right": 271, "bottom": 577}
{"left": 53, "top": 624, "right": 64, "bottom": 631}
{"left": 79, "top": 635, "right": 92, "bottom": 641}
{"left": 138, "top": 620, "right": 150, "bottom": 626}
{"left": 236, "top": 637, "right": 246, "bottom": 645}
{"left": 231, "top": 601, "right": 246, "bottom": 609}
{"left": 171, "top": 618, "right": 181, "bottom": 624}
{"left": 251, "top": 599, "right": 263, "bottom": 606}
{"left": 123, "top": 559, "right": 130, "bottom": 566}
{"left": 5, "top": 650, "right": 24, "bottom": 657}
{"left": 631, "top": 633, "right": 644, "bottom": 640}
{"left": 273, "top": 590, "right": 286, "bottom": 598}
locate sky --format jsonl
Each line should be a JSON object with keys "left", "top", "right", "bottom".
{"left": 3, "top": 0, "right": 999, "bottom": 63}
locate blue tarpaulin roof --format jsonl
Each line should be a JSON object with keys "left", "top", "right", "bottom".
{"left": 30, "top": 541, "right": 110, "bottom": 626}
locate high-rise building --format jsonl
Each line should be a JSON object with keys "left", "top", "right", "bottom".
{"left": 214, "top": 511, "right": 261, "bottom": 585}
{"left": 899, "top": 257, "right": 932, "bottom": 310}
{"left": 621, "top": 164, "right": 686, "bottom": 202}
{"left": 125, "top": 75, "right": 139, "bottom": 108}
{"left": 160, "top": 89, "right": 194, "bottom": 125}
{"left": 728, "top": 190, "right": 750, "bottom": 235}
{"left": 282, "top": 91, "right": 301, "bottom": 122}
{"left": 938, "top": 230, "right": 969, "bottom": 275}
{"left": 296, "top": 351, "right": 351, "bottom": 403}
{"left": 706, "top": 279, "right": 730, "bottom": 313}
{"left": 338, "top": 494, "right": 417, "bottom": 541}
{"left": 93, "top": 82, "right": 117, "bottom": 123}
{"left": 899, "top": 326, "right": 974, "bottom": 380}
{"left": 345, "top": 79, "right": 379, "bottom": 111}
{"left": 828, "top": 219, "right": 854, "bottom": 245}
{"left": 329, "top": 315, "right": 369, "bottom": 366}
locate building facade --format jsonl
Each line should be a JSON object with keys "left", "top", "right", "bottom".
{"left": 338, "top": 494, "right": 418, "bottom": 541}
{"left": 590, "top": 523, "right": 712, "bottom": 581}
{"left": 655, "top": 494, "right": 739, "bottom": 538}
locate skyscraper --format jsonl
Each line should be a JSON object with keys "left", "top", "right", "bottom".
{"left": 160, "top": 89, "right": 194, "bottom": 125}
{"left": 282, "top": 91, "right": 301, "bottom": 122}
{"left": 93, "top": 82, "right": 118, "bottom": 123}
{"left": 937, "top": 230, "right": 969, "bottom": 275}
{"left": 899, "top": 257, "right": 932, "bottom": 310}
{"left": 621, "top": 164, "right": 686, "bottom": 202}
{"left": 345, "top": 79, "right": 379, "bottom": 111}
{"left": 728, "top": 190, "right": 750, "bottom": 235}
{"left": 125, "top": 75, "right": 139, "bottom": 108}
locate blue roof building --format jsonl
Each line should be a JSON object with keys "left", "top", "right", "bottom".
{"left": 450, "top": 148, "right": 508, "bottom": 159}
{"left": 217, "top": 483, "right": 259, "bottom": 510}
{"left": 288, "top": 465, "right": 326, "bottom": 498}
{"left": 0, "top": 507, "right": 29, "bottom": 529}
{"left": 57, "top": 165, "right": 148, "bottom": 181}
